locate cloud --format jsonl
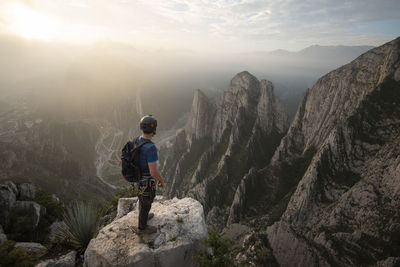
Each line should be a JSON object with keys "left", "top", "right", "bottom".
{"left": 0, "top": 0, "right": 398, "bottom": 51}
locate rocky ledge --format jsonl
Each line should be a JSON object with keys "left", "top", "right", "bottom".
{"left": 84, "top": 197, "right": 207, "bottom": 267}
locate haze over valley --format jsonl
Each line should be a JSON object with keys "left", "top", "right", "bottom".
{"left": 0, "top": 1, "right": 399, "bottom": 266}
{"left": 0, "top": 33, "right": 375, "bottom": 197}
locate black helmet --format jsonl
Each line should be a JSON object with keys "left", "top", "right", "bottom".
{"left": 140, "top": 115, "right": 157, "bottom": 134}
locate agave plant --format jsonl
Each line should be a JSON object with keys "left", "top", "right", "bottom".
{"left": 55, "top": 202, "right": 99, "bottom": 250}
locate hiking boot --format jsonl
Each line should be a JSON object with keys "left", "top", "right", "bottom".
{"left": 148, "top": 213, "right": 154, "bottom": 220}
{"left": 140, "top": 225, "right": 157, "bottom": 234}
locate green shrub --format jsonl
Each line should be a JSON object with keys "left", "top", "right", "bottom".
{"left": 5, "top": 188, "right": 66, "bottom": 243}
{"left": 194, "top": 231, "right": 234, "bottom": 267}
{"left": 34, "top": 189, "right": 65, "bottom": 222}
{"left": 256, "top": 246, "right": 276, "bottom": 266}
{"left": 5, "top": 209, "right": 33, "bottom": 241}
{"left": 56, "top": 202, "right": 99, "bottom": 250}
{"left": 34, "top": 189, "right": 66, "bottom": 243}
{"left": 0, "top": 240, "right": 37, "bottom": 267}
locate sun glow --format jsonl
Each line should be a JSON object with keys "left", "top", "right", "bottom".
{"left": 8, "top": 4, "right": 60, "bottom": 41}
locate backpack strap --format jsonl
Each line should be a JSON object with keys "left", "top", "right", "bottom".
{"left": 134, "top": 137, "right": 154, "bottom": 178}
{"left": 134, "top": 136, "right": 153, "bottom": 148}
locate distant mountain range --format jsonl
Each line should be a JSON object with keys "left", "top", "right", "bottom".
{"left": 269, "top": 44, "right": 374, "bottom": 56}
{"left": 237, "top": 44, "right": 375, "bottom": 82}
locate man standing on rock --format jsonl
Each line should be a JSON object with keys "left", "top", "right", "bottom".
{"left": 136, "top": 115, "right": 165, "bottom": 233}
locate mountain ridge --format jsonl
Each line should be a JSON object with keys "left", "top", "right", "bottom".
{"left": 162, "top": 36, "right": 400, "bottom": 265}
{"left": 161, "top": 71, "right": 288, "bottom": 228}
{"left": 262, "top": 37, "right": 400, "bottom": 266}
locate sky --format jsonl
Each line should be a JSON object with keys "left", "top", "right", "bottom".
{"left": 0, "top": 0, "right": 399, "bottom": 52}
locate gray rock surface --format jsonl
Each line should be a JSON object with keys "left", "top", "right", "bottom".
{"left": 0, "top": 233, "right": 6, "bottom": 244}
{"left": 116, "top": 197, "right": 138, "bottom": 219}
{"left": 116, "top": 196, "right": 163, "bottom": 219}
{"left": 375, "top": 257, "right": 400, "bottom": 267}
{"left": 51, "top": 194, "right": 60, "bottom": 203}
{"left": 162, "top": 71, "right": 288, "bottom": 228}
{"left": 84, "top": 197, "right": 207, "bottom": 267}
{"left": 265, "top": 37, "right": 400, "bottom": 266}
{"left": 35, "top": 250, "right": 76, "bottom": 267}
{"left": 19, "top": 183, "right": 37, "bottom": 199}
{"left": 0, "top": 224, "right": 6, "bottom": 244}
{"left": 0, "top": 184, "right": 17, "bottom": 226}
{"left": 4, "top": 181, "right": 18, "bottom": 196}
{"left": 15, "top": 242, "right": 47, "bottom": 258}
{"left": 47, "top": 221, "right": 66, "bottom": 244}
{"left": 222, "top": 223, "right": 251, "bottom": 248}
{"left": 14, "top": 201, "right": 45, "bottom": 230}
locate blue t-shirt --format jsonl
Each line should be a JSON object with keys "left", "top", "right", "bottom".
{"left": 136, "top": 136, "right": 158, "bottom": 177}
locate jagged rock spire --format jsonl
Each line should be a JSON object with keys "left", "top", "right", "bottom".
{"left": 162, "top": 71, "right": 288, "bottom": 228}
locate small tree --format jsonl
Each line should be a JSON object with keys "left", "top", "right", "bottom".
{"left": 194, "top": 231, "right": 234, "bottom": 267}
{"left": 0, "top": 240, "right": 37, "bottom": 267}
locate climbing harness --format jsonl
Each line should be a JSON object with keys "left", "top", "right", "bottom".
{"left": 138, "top": 176, "right": 155, "bottom": 197}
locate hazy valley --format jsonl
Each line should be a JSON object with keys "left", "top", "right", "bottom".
{"left": 1, "top": 33, "right": 399, "bottom": 266}
{"left": 0, "top": 34, "right": 373, "bottom": 201}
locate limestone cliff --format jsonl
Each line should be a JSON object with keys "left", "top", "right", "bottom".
{"left": 263, "top": 37, "right": 400, "bottom": 266}
{"left": 161, "top": 37, "right": 400, "bottom": 266}
{"left": 161, "top": 71, "right": 289, "bottom": 228}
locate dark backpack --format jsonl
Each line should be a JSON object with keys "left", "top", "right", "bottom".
{"left": 120, "top": 137, "right": 153, "bottom": 183}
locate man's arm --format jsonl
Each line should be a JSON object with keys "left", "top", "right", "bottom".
{"left": 148, "top": 162, "right": 165, "bottom": 187}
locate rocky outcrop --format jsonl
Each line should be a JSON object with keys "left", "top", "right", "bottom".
{"left": 15, "top": 242, "right": 47, "bottom": 258}
{"left": 5, "top": 181, "right": 18, "bottom": 196}
{"left": 116, "top": 196, "right": 163, "bottom": 219}
{"left": 0, "top": 224, "right": 7, "bottom": 244}
{"left": 47, "top": 221, "right": 66, "bottom": 244}
{"left": 36, "top": 251, "right": 77, "bottom": 267}
{"left": 0, "top": 183, "right": 17, "bottom": 226}
{"left": 19, "top": 183, "right": 37, "bottom": 199}
{"left": 84, "top": 197, "right": 207, "bottom": 267}
{"left": 115, "top": 197, "right": 139, "bottom": 219}
{"left": 187, "top": 89, "right": 215, "bottom": 141}
{"left": 0, "top": 181, "right": 59, "bottom": 243}
{"left": 264, "top": 37, "right": 400, "bottom": 266}
{"left": 162, "top": 71, "right": 288, "bottom": 228}
{"left": 14, "top": 201, "right": 46, "bottom": 230}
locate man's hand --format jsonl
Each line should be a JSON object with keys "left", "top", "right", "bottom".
{"left": 158, "top": 177, "right": 165, "bottom": 188}
{"left": 149, "top": 162, "right": 165, "bottom": 188}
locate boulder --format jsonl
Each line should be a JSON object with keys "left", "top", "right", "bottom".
{"left": 4, "top": 181, "right": 18, "bottom": 196}
{"left": 51, "top": 194, "right": 60, "bottom": 202}
{"left": 84, "top": 197, "right": 207, "bottom": 267}
{"left": 0, "top": 224, "right": 7, "bottom": 244}
{"left": 19, "top": 183, "right": 37, "bottom": 199}
{"left": 375, "top": 257, "right": 400, "bottom": 267}
{"left": 116, "top": 196, "right": 163, "bottom": 219}
{"left": 47, "top": 221, "right": 67, "bottom": 244}
{"left": 0, "top": 233, "right": 6, "bottom": 244}
{"left": 36, "top": 250, "right": 77, "bottom": 267}
{"left": 15, "top": 242, "right": 47, "bottom": 258}
{"left": 116, "top": 197, "right": 138, "bottom": 219}
{"left": 0, "top": 184, "right": 17, "bottom": 225}
{"left": 13, "top": 201, "right": 44, "bottom": 230}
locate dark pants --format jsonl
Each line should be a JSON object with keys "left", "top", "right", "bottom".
{"left": 138, "top": 179, "right": 156, "bottom": 230}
